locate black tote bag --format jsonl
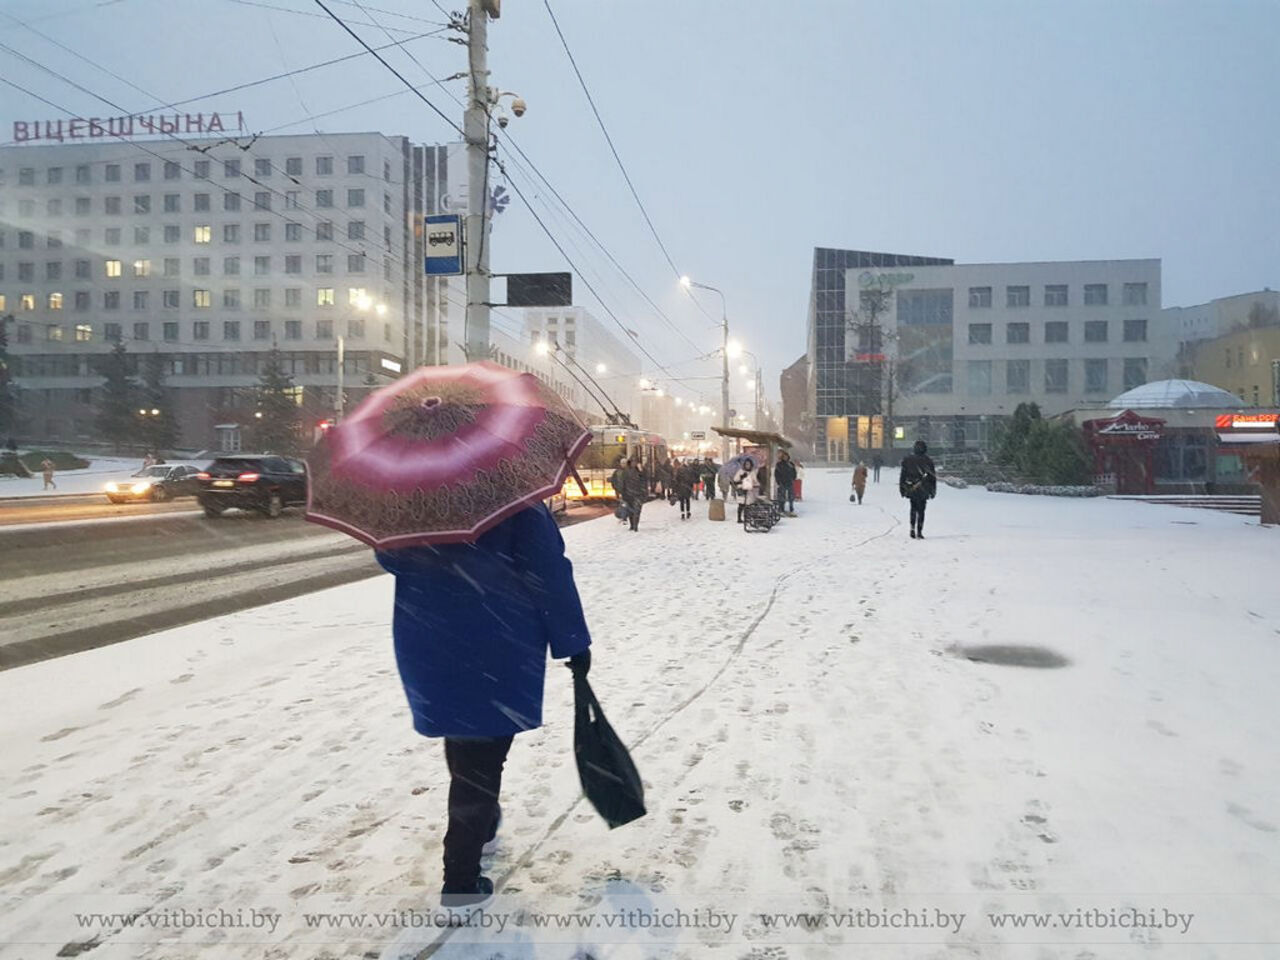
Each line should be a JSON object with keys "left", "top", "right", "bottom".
{"left": 573, "top": 673, "right": 646, "bottom": 828}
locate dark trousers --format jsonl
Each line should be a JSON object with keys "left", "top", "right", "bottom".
{"left": 443, "top": 735, "right": 513, "bottom": 887}
{"left": 775, "top": 481, "right": 794, "bottom": 512}
{"left": 625, "top": 499, "right": 642, "bottom": 530}
{"left": 909, "top": 496, "right": 928, "bottom": 532}
{"left": 677, "top": 494, "right": 691, "bottom": 516}
{"left": 873, "top": 465, "right": 881, "bottom": 482}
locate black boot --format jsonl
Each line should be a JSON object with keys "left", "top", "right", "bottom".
{"left": 441, "top": 875, "right": 494, "bottom": 907}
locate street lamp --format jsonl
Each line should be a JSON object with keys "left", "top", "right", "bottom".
{"left": 595, "top": 362, "right": 607, "bottom": 375}
{"left": 680, "top": 275, "right": 731, "bottom": 460}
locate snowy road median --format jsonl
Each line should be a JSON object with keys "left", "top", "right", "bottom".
{"left": 2, "top": 470, "right": 1278, "bottom": 959}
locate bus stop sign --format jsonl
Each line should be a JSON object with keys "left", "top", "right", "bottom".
{"left": 424, "top": 214, "right": 463, "bottom": 275}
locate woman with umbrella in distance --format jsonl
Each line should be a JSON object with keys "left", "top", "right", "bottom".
{"left": 306, "top": 362, "right": 594, "bottom": 906}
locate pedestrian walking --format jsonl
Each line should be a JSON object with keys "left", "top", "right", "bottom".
{"left": 774, "top": 451, "right": 798, "bottom": 515}
{"left": 872, "top": 453, "right": 883, "bottom": 483}
{"left": 375, "top": 506, "right": 592, "bottom": 905}
{"left": 656, "top": 457, "right": 675, "bottom": 500}
{"left": 621, "top": 458, "right": 648, "bottom": 532}
{"left": 40, "top": 457, "right": 56, "bottom": 490}
{"left": 899, "top": 440, "right": 937, "bottom": 539}
{"left": 674, "top": 458, "right": 698, "bottom": 520}
{"left": 701, "top": 458, "right": 720, "bottom": 500}
{"left": 852, "top": 461, "right": 868, "bottom": 504}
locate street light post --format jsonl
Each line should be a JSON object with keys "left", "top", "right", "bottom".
{"left": 680, "top": 276, "right": 730, "bottom": 461}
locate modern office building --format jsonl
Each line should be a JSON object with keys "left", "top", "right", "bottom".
{"left": 0, "top": 131, "right": 477, "bottom": 450}
{"left": 806, "top": 247, "right": 1165, "bottom": 460}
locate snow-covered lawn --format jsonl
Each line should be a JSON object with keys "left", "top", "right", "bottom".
{"left": 1, "top": 470, "right": 1277, "bottom": 959}
{"left": 0, "top": 457, "right": 207, "bottom": 499}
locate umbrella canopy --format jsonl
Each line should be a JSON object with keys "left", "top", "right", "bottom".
{"left": 305, "top": 361, "right": 589, "bottom": 547}
{"left": 719, "top": 453, "right": 757, "bottom": 487}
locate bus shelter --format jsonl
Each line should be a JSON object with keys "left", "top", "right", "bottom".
{"left": 712, "top": 427, "right": 794, "bottom": 501}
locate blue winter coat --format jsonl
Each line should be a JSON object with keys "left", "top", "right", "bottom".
{"left": 375, "top": 505, "right": 592, "bottom": 738}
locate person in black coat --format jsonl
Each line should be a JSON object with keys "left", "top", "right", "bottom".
{"left": 872, "top": 452, "right": 884, "bottom": 482}
{"left": 701, "top": 458, "right": 720, "bottom": 500}
{"left": 673, "top": 459, "right": 698, "bottom": 519}
{"left": 620, "top": 460, "right": 648, "bottom": 531}
{"left": 774, "top": 451, "right": 798, "bottom": 514}
{"left": 899, "top": 440, "right": 937, "bottom": 539}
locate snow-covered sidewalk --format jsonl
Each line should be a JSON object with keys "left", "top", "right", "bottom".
{"left": 0, "top": 457, "right": 205, "bottom": 499}
{"left": 1, "top": 470, "right": 1278, "bottom": 959}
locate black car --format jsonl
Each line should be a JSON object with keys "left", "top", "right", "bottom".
{"left": 105, "top": 464, "right": 202, "bottom": 503}
{"left": 196, "top": 455, "right": 308, "bottom": 518}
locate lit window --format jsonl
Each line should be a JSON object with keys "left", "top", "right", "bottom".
{"left": 75, "top": 324, "right": 93, "bottom": 342}
{"left": 347, "top": 287, "right": 368, "bottom": 305}
{"left": 194, "top": 225, "right": 211, "bottom": 244}
{"left": 133, "top": 259, "right": 151, "bottom": 277}
{"left": 194, "top": 289, "right": 212, "bottom": 308}
{"left": 105, "top": 259, "right": 123, "bottom": 278}
{"left": 47, "top": 325, "right": 65, "bottom": 341}
{"left": 48, "top": 292, "right": 63, "bottom": 310}
{"left": 317, "top": 288, "right": 335, "bottom": 306}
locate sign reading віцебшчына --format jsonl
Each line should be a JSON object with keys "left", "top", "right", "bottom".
{"left": 12, "top": 112, "right": 247, "bottom": 143}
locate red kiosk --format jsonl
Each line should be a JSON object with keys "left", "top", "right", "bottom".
{"left": 1082, "top": 409, "right": 1166, "bottom": 495}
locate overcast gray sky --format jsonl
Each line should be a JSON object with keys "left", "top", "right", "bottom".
{"left": 5, "top": 0, "right": 1278, "bottom": 409}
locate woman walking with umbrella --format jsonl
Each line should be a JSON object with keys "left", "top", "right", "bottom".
{"left": 306, "top": 363, "right": 596, "bottom": 905}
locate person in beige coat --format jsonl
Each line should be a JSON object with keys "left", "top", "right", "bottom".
{"left": 851, "top": 462, "right": 869, "bottom": 504}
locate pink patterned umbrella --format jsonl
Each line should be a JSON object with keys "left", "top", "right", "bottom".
{"left": 305, "top": 361, "right": 589, "bottom": 547}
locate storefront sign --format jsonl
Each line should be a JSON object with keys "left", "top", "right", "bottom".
{"left": 857, "top": 271, "right": 915, "bottom": 290}
{"left": 1214, "top": 413, "right": 1279, "bottom": 430}
{"left": 1087, "top": 409, "right": 1165, "bottom": 442}
{"left": 13, "top": 111, "right": 246, "bottom": 143}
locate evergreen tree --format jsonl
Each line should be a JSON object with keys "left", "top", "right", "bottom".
{"left": 249, "top": 344, "right": 300, "bottom": 453}
{"left": 140, "top": 352, "right": 179, "bottom": 453}
{"left": 96, "top": 340, "right": 140, "bottom": 452}
{"left": 0, "top": 314, "right": 17, "bottom": 442}
{"left": 995, "top": 401, "right": 1042, "bottom": 467}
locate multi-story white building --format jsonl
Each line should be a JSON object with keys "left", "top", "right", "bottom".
{"left": 520, "top": 306, "right": 642, "bottom": 425}
{"left": 807, "top": 248, "right": 1165, "bottom": 458}
{"left": 0, "top": 131, "right": 476, "bottom": 449}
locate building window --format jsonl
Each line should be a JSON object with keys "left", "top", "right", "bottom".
{"left": 134, "top": 226, "right": 150, "bottom": 245}
{"left": 224, "top": 256, "right": 241, "bottom": 275}
{"left": 254, "top": 191, "right": 270, "bottom": 211}
{"left": 193, "top": 159, "right": 210, "bottom": 179}
{"left": 968, "top": 323, "right": 992, "bottom": 345}
{"left": 316, "top": 189, "right": 333, "bottom": 208}
{"left": 164, "top": 161, "right": 180, "bottom": 181}
{"left": 75, "top": 197, "right": 91, "bottom": 216}
{"left": 316, "top": 254, "right": 333, "bottom": 274}
{"left": 47, "top": 324, "right": 65, "bottom": 341}
{"left": 1044, "top": 284, "right": 1068, "bottom": 307}
{"left": 254, "top": 158, "right": 272, "bottom": 178}
{"left": 194, "top": 320, "right": 210, "bottom": 340}
{"left": 104, "top": 291, "right": 120, "bottom": 310}
{"left": 347, "top": 220, "right": 366, "bottom": 240}
{"left": 75, "top": 228, "right": 92, "bottom": 246}
{"left": 105, "top": 196, "right": 122, "bottom": 215}
{"left": 224, "top": 192, "right": 241, "bottom": 212}
{"left": 348, "top": 254, "right": 366, "bottom": 273}
{"left": 18, "top": 167, "right": 36, "bottom": 185}
{"left": 104, "top": 322, "right": 122, "bottom": 341}
{"left": 223, "top": 320, "right": 240, "bottom": 341}
{"left": 194, "top": 193, "right": 210, "bottom": 212}
{"left": 133, "top": 321, "right": 149, "bottom": 340}
{"left": 347, "top": 287, "right": 367, "bottom": 305}
{"left": 1044, "top": 358, "right": 1068, "bottom": 393}
{"left": 105, "top": 259, "right": 123, "bottom": 277}
{"left": 75, "top": 323, "right": 94, "bottom": 341}
{"left": 285, "top": 255, "right": 302, "bottom": 274}
{"left": 194, "top": 289, "right": 212, "bottom": 308}
{"left": 105, "top": 228, "right": 122, "bottom": 246}
{"left": 285, "top": 222, "right": 302, "bottom": 242}
{"left": 224, "top": 159, "right": 241, "bottom": 178}
{"left": 285, "top": 288, "right": 301, "bottom": 308}
{"left": 966, "top": 360, "right": 992, "bottom": 396}
{"left": 1123, "top": 318, "right": 1147, "bottom": 342}
{"left": 1084, "top": 283, "right": 1108, "bottom": 305}
{"left": 1006, "top": 359, "right": 1030, "bottom": 394}
{"left": 163, "top": 257, "right": 180, "bottom": 277}
{"left": 347, "top": 155, "right": 365, "bottom": 175}
{"left": 384, "top": 158, "right": 392, "bottom": 181}
{"left": 254, "top": 256, "right": 270, "bottom": 276}
{"left": 285, "top": 319, "right": 301, "bottom": 340}
{"left": 165, "top": 225, "right": 180, "bottom": 243}
{"left": 286, "top": 157, "right": 302, "bottom": 176}
{"left": 254, "top": 223, "right": 271, "bottom": 242}
{"left": 968, "top": 286, "right": 992, "bottom": 309}
{"left": 74, "top": 291, "right": 90, "bottom": 311}
{"left": 46, "top": 262, "right": 62, "bottom": 281}
{"left": 1123, "top": 282, "right": 1148, "bottom": 306}
{"left": 347, "top": 188, "right": 365, "bottom": 208}
{"left": 19, "top": 294, "right": 36, "bottom": 311}
{"left": 76, "top": 164, "right": 91, "bottom": 184}
{"left": 105, "top": 164, "right": 121, "bottom": 182}
{"left": 133, "top": 291, "right": 148, "bottom": 310}
{"left": 194, "top": 257, "right": 211, "bottom": 276}
{"left": 316, "top": 319, "right": 334, "bottom": 339}
{"left": 285, "top": 191, "right": 300, "bottom": 210}
{"left": 16, "top": 324, "right": 31, "bottom": 344}
{"left": 18, "top": 231, "right": 34, "bottom": 250}
{"left": 223, "top": 289, "right": 241, "bottom": 310}
{"left": 163, "top": 321, "right": 178, "bottom": 341}
{"left": 224, "top": 224, "right": 241, "bottom": 243}
{"left": 347, "top": 317, "right": 365, "bottom": 339}
{"left": 316, "top": 156, "right": 334, "bottom": 175}
{"left": 194, "top": 225, "right": 212, "bottom": 243}
{"left": 48, "top": 292, "right": 64, "bottom": 310}
{"left": 317, "top": 288, "right": 335, "bottom": 306}
{"left": 384, "top": 192, "right": 391, "bottom": 214}
{"left": 134, "top": 162, "right": 151, "bottom": 182}
{"left": 253, "top": 319, "right": 271, "bottom": 340}
{"left": 1085, "top": 358, "right": 1108, "bottom": 393}
{"left": 133, "top": 195, "right": 151, "bottom": 214}
{"left": 1123, "top": 357, "right": 1147, "bottom": 390}
{"left": 163, "top": 290, "right": 180, "bottom": 308}
{"left": 76, "top": 259, "right": 91, "bottom": 279}
{"left": 133, "top": 259, "right": 151, "bottom": 277}
{"left": 1045, "top": 321, "right": 1069, "bottom": 343}
{"left": 1084, "top": 320, "right": 1108, "bottom": 342}
{"left": 254, "top": 288, "right": 271, "bottom": 309}
{"left": 317, "top": 221, "right": 333, "bottom": 240}
{"left": 47, "top": 198, "right": 63, "bottom": 217}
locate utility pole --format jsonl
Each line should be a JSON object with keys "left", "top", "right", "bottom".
{"left": 720, "top": 312, "right": 730, "bottom": 460}
{"left": 336, "top": 335, "right": 345, "bottom": 420}
{"left": 464, "top": 0, "right": 493, "bottom": 362}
